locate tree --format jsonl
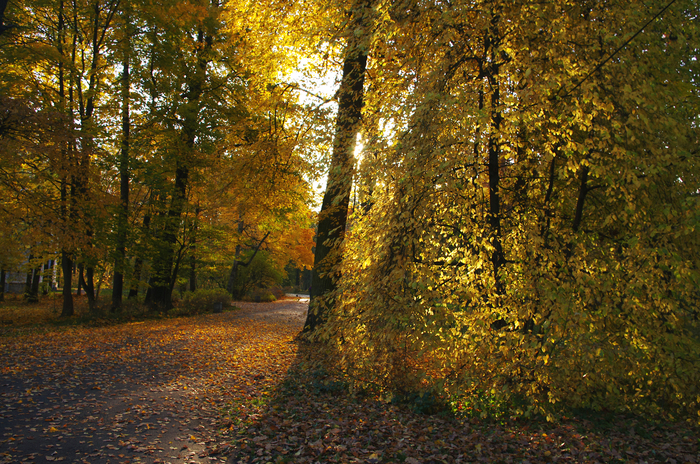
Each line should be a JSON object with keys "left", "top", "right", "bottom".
{"left": 320, "top": 0, "right": 700, "bottom": 420}
{"left": 303, "top": 0, "right": 374, "bottom": 333}
{"left": 111, "top": 3, "right": 132, "bottom": 311}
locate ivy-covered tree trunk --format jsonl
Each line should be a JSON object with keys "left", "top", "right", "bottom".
{"left": 485, "top": 15, "right": 506, "bottom": 330}
{"left": 304, "top": 0, "right": 372, "bottom": 333}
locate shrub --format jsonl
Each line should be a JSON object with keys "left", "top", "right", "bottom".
{"left": 179, "top": 288, "right": 231, "bottom": 315}
{"left": 245, "top": 288, "right": 276, "bottom": 303}
{"left": 231, "top": 252, "right": 284, "bottom": 299}
{"left": 270, "top": 287, "right": 285, "bottom": 300}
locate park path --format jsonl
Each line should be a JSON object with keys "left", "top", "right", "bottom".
{"left": 0, "top": 299, "right": 308, "bottom": 464}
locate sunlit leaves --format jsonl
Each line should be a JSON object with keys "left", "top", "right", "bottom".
{"left": 317, "top": 0, "right": 700, "bottom": 422}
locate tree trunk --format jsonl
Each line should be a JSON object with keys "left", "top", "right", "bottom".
{"left": 146, "top": 29, "right": 209, "bottom": 311}
{"left": 24, "top": 269, "right": 33, "bottom": 301}
{"left": 227, "top": 219, "right": 245, "bottom": 297}
{"left": 188, "top": 206, "right": 199, "bottom": 292}
{"left": 128, "top": 213, "right": 150, "bottom": 299}
{"left": 128, "top": 256, "right": 142, "bottom": 299}
{"left": 57, "top": 0, "right": 74, "bottom": 316}
{"left": 304, "top": 0, "right": 371, "bottom": 333}
{"left": 0, "top": 267, "right": 5, "bottom": 302}
{"left": 227, "top": 229, "right": 270, "bottom": 299}
{"left": 29, "top": 265, "right": 41, "bottom": 302}
{"left": 485, "top": 14, "right": 507, "bottom": 331}
{"left": 572, "top": 165, "right": 589, "bottom": 233}
{"left": 188, "top": 254, "right": 196, "bottom": 292}
{"left": 227, "top": 244, "right": 241, "bottom": 298}
{"left": 487, "top": 73, "right": 504, "bottom": 296}
{"left": 146, "top": 168, "right": 188, "bottom": 311}
{"left": 42, "top": 260, "right": 52, "bottom": 294}
{"left": 112, "top": 11, "right": 131, "bottom": 312}
{"left": 76, "top": 262, "right": 83, "bottom": 296}
{"left": 84, "top": 265, "right": 96, "bottom": 311}
{"left": 72, "top": 0, "right": 116, "bottom": 313}
{"left": 60, "top": 252, "right": 74, "bottom": 316}
{"left": 0, "top": 0, "right": 11, "bottom": 35}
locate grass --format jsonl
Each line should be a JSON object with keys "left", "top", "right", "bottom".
{"left": 0, "top": 290, "right": 238, "bottom": 334}
{"left": 0, "top": 292, "right": 67, "bottom": 325}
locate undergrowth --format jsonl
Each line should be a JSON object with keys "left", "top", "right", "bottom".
{"left": 0, "top": 291, "right": 238, "bottom": 334}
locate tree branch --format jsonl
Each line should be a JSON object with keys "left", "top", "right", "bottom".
{"left": 556, "top": 0, "right": 678, "bottom": 101}
{"left": 237, "top": 231, "right": 271, "bottom": 267}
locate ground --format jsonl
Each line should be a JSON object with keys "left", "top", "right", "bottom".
{"left": 0, "top": 298, "right": 698, "bottom": 464}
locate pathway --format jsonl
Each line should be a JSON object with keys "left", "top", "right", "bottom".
{"left": 0, "top": 299, "right": 307, "bottom": 464}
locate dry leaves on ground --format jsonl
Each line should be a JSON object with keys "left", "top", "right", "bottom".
{"left": 1, "top": 298, "right": 698, "bottom": 464}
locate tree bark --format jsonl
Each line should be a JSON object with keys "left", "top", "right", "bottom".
{"left": 0, "top": 0, "right": 13, "bottom": 35}
{"left": 76, "top": 262, "right": 83, "bottom": 296}
{"left": 188, "top": 206, "right": 199, "bottom": 292}
{"left": 572, "top": 165, "right": 589, "bottom": 233}
{"left": 304, "top": 0, "right": 371, "bottom": 333}
{"left": 84, "top": 266, "right": 96, "bottom": 311}
{"left": 227, "top": 219, "right": 245, "bottom": 297}
{"left": 24, "top": 268, "right": 33, "bottom": 301}
{"left": 484, "top": 14, "right": 508, "bottom": 332}
{"left": 227, "top": 244, "right": 241, "bottom": 298}
{"left": 57, "top": 0, "right": 74, "bottom": 316}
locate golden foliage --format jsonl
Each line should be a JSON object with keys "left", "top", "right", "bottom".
{"left": 317, "top": 0, "right": 700, "bottom": 422}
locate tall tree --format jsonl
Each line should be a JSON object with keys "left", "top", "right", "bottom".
{"left": 111, "top": 4, "right": 131, "bottom": 311}
{"left": 144, "top": 2, "right": 217, "bottom": 311}
{"left": 303, "top": 0, "right": 373, "bottom": 332}
{"left": 320, "top": 0, "right": 700, "bottom": 419}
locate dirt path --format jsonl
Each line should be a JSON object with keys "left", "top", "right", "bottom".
{"left": 0, "top": 299, "right": 308, "bottom": 464}
{"left": 2, "top": 299, "right": 698, "bottom": 464}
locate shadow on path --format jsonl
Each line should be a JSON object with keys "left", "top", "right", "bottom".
{"left": 0, "top": 299, "right": 308, "bottom": 464}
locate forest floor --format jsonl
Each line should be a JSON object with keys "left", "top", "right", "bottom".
{"left": 0, "top": 297, "right": 698, "bottom": 464}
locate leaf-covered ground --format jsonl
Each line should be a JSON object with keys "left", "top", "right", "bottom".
{"left": 1, "top": 298, "right": 698, "bottom": 464}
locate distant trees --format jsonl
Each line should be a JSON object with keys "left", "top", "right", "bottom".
{"left": 0, "top": 0, "right": 318, "bottom": 312}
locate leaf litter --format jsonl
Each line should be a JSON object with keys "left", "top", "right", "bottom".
{"left": 1, "top": 298, "right": 697, "bottom": 464}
